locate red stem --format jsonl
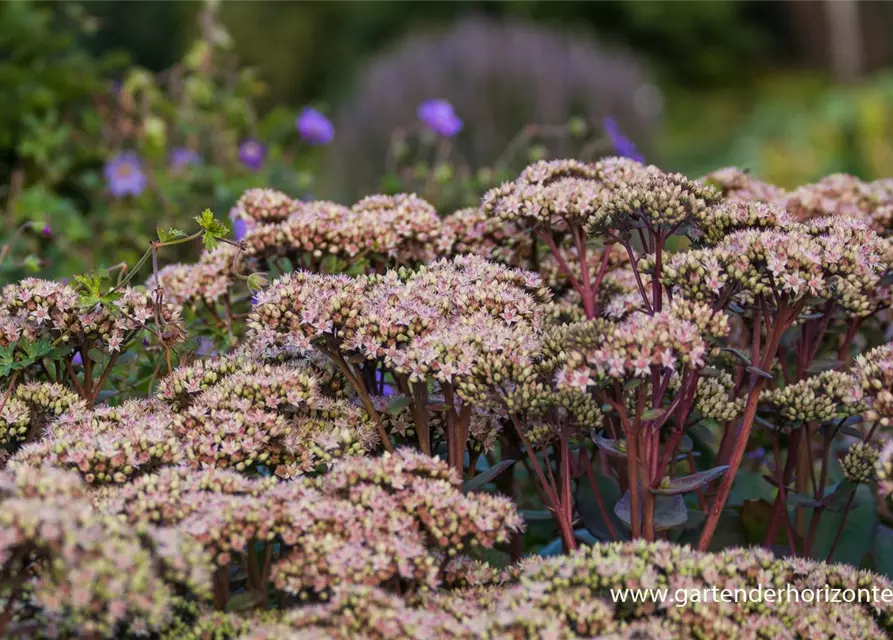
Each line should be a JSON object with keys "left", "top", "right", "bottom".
{"left": 699, "top": 304, "right": 793, "bottom": 551}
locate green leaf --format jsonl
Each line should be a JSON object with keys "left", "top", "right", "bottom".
{"left": 385, "top": 396, "right": 412, "bottom": 414}
{"left": 746, "top": 365, "right": 775, "bottom": 380}
{"left": 157, "top": 226, "right": 187, "bottom": 242}
{"left": 463, "top": 459, "right": 516, "bottom": 493}
{"left": 740, "top": 499, "right": 801, "bottom": 549}
{"left": 698, "top": 509, "right": 749, "bottom": 551}
{"left": 722, "top": 347, "right": 752, "bottom": 365}
{"left": 576, "top": 471, "right": 628, "bottom": 541}
{"left": 641, "top": 408, "right": 663, "bottom": 421}
{"left": 614, "top": 491, "right": 688, "bottom": 531}
{"left": 520, "top": 510, "right": 554, "bottom": 522}
{"left": 871, "top": 525, "right": 893, "bottom": 579}
{"left": 811, "top": 484, "right": 875, "bottom": 565}
{"left": 651, "top": 466, "right": 729, "bottom": 495}
{"left": 806, "top": 359, "right": 842, "bottom": 374}
{"left": 592, "top": 432, "right": 627, "bottom": 458}
{"left": 225, "top": 591, "right": 264, "bottom": 612}
{"left": 727, "top": 469, "right": 774, "bottom": 507}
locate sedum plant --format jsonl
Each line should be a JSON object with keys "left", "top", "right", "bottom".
{"left": 5, "top": 146, "right": 893, "bottom": 637}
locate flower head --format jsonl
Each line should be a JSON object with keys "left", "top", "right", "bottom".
{"left": 169, "top": 147, "right": 201, "bottom": 170}
{"left": 418, "top": 99, "right": 463, "bottom": 137}
{"left": 104, "top": 151, "right": 146, "bottom": 198}
{"left": 238, "top": 138, "right": 266, "bottom": 171}
{"left": 296, "top": 107, "right": 335, "bottom": 145}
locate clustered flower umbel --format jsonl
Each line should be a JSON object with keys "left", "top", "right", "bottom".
{"left": 0, "top": 465, "right": 211, "bottom": 637}
{"left": 702, "top": 166, "right": 787, "bottom": 203}
{"left": 0, "top": 382, "right": 84, "bottom": 455}
{"left": 101, "top": 449, "right": 522, "bottom": 598}
{"left": 557, "top": 300, "right": 729, "bottom": 390}
{"left": 247, "top": 255, "right": 549, "bottom": 406}
{"left": 146, "top": 243, "right": 241, "bottom": 311}
{"left": 841, "top": 441, "right": 879, "bottom": 484}
{"left": 237, "top": 189, "right": 444, "bottom": 268}
{"left": 10, "top": 399, "right": 182, "bottom": 484}
{"left": 663, "top": 221, "right": 890, "bottom": 316}
{"left": 852, "top": 342, "right": 893, "bottom": 426}
{"left": 440, "top": 206, "right": 534, "bottom": 267}
{"left": 482, "top": 157, "right": 647, "bottom": 231}
{"left": 761, "top": 370, "right": 860, "bottom": 425}
{"left": 784, "top": 173, "right": 893, "bottom": 230}
{"left": 0, "top": 278, "right": 180, "bottom": 354}
{"left": 164, "top": 354, "right": 379, "bottom": 477}
{"left": 172, "top": 540, "right": 892, "bottom": 639}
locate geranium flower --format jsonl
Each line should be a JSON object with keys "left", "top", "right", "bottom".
{"left": 169, "top": 147, "right": 201, "bottom": 170}
{"left": 104, "top": 152, "right": 146, "bottom": 198}
{"left": 296, "top": 107, "right": 334, "bottom": 145}
{"left": 238, "top": 138, "right": 266, "bottom": 171}
{"left": 603, "top": 116, "right": 644, "bottom": 163}
{"left": 418, "top": 99, "right": 463, "bottom": 137}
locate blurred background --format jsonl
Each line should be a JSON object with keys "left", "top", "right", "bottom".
{"left": 4, "top": 0, "right": 893, "bottom": 279}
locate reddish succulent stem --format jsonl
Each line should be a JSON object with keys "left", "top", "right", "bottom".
{"left": 508, "top": 413, "right": 577, "bottom": 551}
{"left": 699, "top": 303, "right": 795, "bottom": 551}
{"left": 763, "top": 430, "right": 801, "bottom": 554}
{"left": 651, "top": 231, "right": 663, "bottom": 312}
{"left": 571, "top": 227, "right": 597, "bottom": 319}
{"left": 538, "top": 231, "right": 593, "bottom": 318}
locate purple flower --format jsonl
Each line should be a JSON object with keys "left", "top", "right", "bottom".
{"left": 296, "top": 108, "right": 334, "bottom": 145}
{"left": 603, "top": 117, "right": 644, "bottom": 163}
{"left": 418, "top": 99, "right": 463, "bottom": 137}
{"left": 104, "top": 152, "right": 147, "bottom": 198}
{"left": 72, "top": 352, "right": 83, "bottom": 367}
{"left": 232, "top": 216, "right": 249, "bottom": 241}
{"left": 41, "top": 224, "right": 52, "bottom": 237}
{"left": 169, "top": 147, "right": 201, "bottom": 170}
{"left": 238, "top": 139, "right": 266, "bottom": 171}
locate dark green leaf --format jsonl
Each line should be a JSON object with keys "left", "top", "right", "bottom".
{"left": 614, "top": 491, "right": 687, "bottom": 531}
{"left": 592, "top": 432, "right": 627, "bottom": 458}
{"left": 722, "top": 347, "right": 752, "bottom": 365}
{"left": 576, "top": 471, "right": 628, "bottom": 541}
{"left": 385, "top": 396, "right": 412, "bottom": 414}
{"left": 740, "top": 499, "right": 801, "bottom": 549}
{"left": 746, "top": 366, "right": 775, "bottom": 380}
{"left": 462, "top": 459, "right": 516, "bottom": 493}
{"left": 651, "top": 466, "right": 728, "bottom": 495}
{"left": 520, "top": 510, "right": 553, "bottom": 522}
{"left": 641, "top": 408, "right": 663, "bottom": 421}
{"left": 872, "top": 525, "right": 893, "bottom": 579}
{"left": 806, "top": 359, "right": 842, "bottom": 374}
{"left": 157, "top": 226, "right": 186, "bottom": 242}
{"left": 225, "top": 591, "right": 264, "bottom": 612}
{"left": 811, "top": 484, "right": 876, "bottom": 565}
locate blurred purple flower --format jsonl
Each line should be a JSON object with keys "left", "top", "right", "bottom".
{"left": 104, "top": 152, "right": 147, "bottom": 198}
{"left": 41, "top": 224, "right": 52, "bottom": 237}
{"left": 72, "top": 352, "right": 83, "bottom": 367}
{"left": 196, "top": 336, "right": 217, "bottom": 357}
{"left": 603, "top": 117, "right": 644, "bottom": 163}
{"left": 296, "top": 108, "right": 334, "bottom": 145}
{"left": 232, "top": 216, "right": 249, "bottom": 241}
{"left": 418, "top": 99, "right": 463, "bottom": 137}
{"left": 169, "top": 147, "right": 201, "bottom": 169}
{"left": 238, "top": 139, "right": 266, "bottom": 171}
